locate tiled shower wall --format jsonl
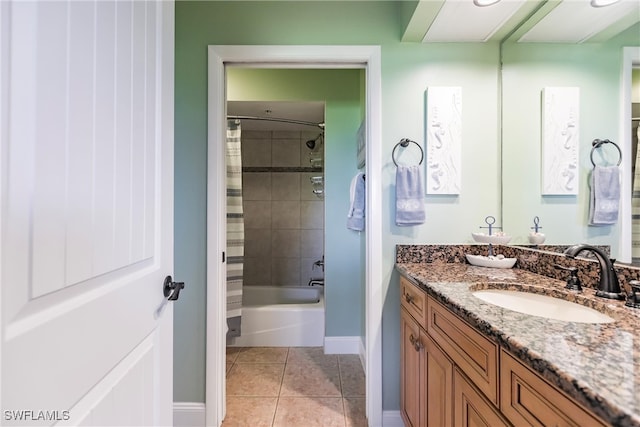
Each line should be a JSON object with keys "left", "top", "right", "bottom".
{"left": 241, "top": 130, "right": 325, "bottom": 287}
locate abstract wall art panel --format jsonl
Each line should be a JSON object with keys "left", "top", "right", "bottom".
{"left": 425, "top": 86, "right": 462, "bottom": 195}
{"left": 541, "top": 87, "right": 580, "bottom": 195}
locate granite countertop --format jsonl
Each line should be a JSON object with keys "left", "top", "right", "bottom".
{"left": 396, "top": 261, "right": 640, "bottom": 427}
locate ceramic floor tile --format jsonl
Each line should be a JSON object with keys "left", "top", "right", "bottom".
{"left": 273, "top": 397, "right": 345, "bottom": 427}
{"left": 226, "top": 363, "right": 284, "bottom": 397}
{"left": 222, "top": 396, "right": 278, "bottom": 427}
{"left": 343, "top": 397, "right": 367, "bottom": 427}
{"left": 339, "top": 356, "right": 365, "bottom": 397}
{"left": 236, "top": 347, "right": 289, "bottom": 364}
{"left": 287, "top": 347, "right": 338, "bottom": 366}
{"left": 226, "top": 347, "right": 243, "bottom": 364}
{"left": 280, "top": 361, "right": 341, "bottom": 397}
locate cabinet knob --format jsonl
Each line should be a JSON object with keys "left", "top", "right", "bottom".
{"left": 405, "top": 294, "right": 414, "bottom": 304}
{"left": 409, "top": 334, "right": 423, "bottom": 352}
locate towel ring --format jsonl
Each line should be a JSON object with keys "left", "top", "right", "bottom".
{"left": 392, "top": 138, "right": 424, "bottom": 167}
{"left": 590, "top": 139, "right": 621, "bottom": 167}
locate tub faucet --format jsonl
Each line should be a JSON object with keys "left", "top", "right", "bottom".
{"left": 563, "top": 244, "right": 625, "bottom": 301}
{"left": 313, "top": 257, "right": 324, "bottom": 272}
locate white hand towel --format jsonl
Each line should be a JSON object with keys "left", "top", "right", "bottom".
{"left": 589, "top": 165, "right": 620, "bottom": 226}
{"left": 347, "top": 172, "right": 365, "bottom": 231}
{"left": 396, "top": 165, "right": 425, "bottom": 226}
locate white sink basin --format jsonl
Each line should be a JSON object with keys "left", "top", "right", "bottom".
{"left": 472, "top": 290, "right": 615, "bottom": 324}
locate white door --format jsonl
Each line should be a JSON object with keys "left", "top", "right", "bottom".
{"left": 1, "top": 1, "right": 175, "bottom": 426}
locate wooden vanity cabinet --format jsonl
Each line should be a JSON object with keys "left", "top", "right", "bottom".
{"left": 454, "top": 368, "right": 509, "bottom": 427}
{"left": 400, "top": 276, "right": 454, "bottom": 427}
{"left": 399, "top": 273, "right": 610, "bottom": 427}
{"left": 500, "top": 350, "right": 608, "bottom": 427}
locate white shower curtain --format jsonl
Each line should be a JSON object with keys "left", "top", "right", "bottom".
{"left": 226, "top": 120, "right": 244, "bottom": 338}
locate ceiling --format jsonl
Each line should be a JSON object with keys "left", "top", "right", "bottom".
{"left": 403, "top": 0, "right": 640, "bottom": 43}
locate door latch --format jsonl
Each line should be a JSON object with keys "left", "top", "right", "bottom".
{"left": 163, "top": 276, "right": 185, "bottom": 301}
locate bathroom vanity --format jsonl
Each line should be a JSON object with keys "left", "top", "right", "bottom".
{"left": 396, "top": 245, "right": 640, "bottom": 427}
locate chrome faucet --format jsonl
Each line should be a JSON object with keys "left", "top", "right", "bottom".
{"left": 563, "top": 244, "right": 625, "bottom": 301}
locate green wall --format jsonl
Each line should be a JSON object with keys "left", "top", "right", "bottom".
{"left": 174, "top": 0, "right": 638, "bottom": 410}
{"left": 226, "top": 67, "right": 365, "bottom": 339}
{"left": 175, "top": 0, "right": 501, "bottom": 407}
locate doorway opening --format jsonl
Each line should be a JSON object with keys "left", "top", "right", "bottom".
{"left": 206, "top": 46, "right": 383, "bottom": 427}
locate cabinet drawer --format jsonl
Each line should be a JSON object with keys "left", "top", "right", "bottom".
{"left": 500, "top": 350, "right": 607, "bottom": 427}
{"left": 400, "top": 276, "right": 427, "bottom": 329}
{"left": 454, "top": 369, "right": 509, "bottom": 427}
{"left": 427, "top": 297, "right": 499, "bottom": 405}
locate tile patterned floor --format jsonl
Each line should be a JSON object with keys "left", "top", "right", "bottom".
{"left": 223, "top": 347, "right": 367, "bottom": 427}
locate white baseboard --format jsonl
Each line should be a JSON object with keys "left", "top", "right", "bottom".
{"left": 382, "top": 410, "right": 404, "bottom": 427}
{"left": 173, "top": 402, "right": 205, "bottom": 427}
{"left": 324, "top": 336, "right": 360, "bottom": 354}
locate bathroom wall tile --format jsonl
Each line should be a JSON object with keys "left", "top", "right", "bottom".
{"left": 271, "top": 229, "right": 300, "bottom": 257}
{"left": 243, "top": 201, "right": 272, "bottom": 229}
{"left": 271, "top": 201, "right": 300, "bottom": 229}
{"left": 301, "top": 229, "right": 324, "bottom": 259}
{"left": 272, "top": 139, "right": 301, "bottom": 167}
{"left": 271, "top": 130, "right": 300, "bottom": 140}
{"left": 226, "top": 363, "right": 284, "bottom": 397}
{"left": 242, "top": 130, "right": 272, "bottom": 140}
{"left": 244, "top": 228, "right": 271, "bottom": 258}
{"left": 271, "top": 172, "right": 300, "bottom": 201}
{"left": 273, "top": 397, "right": 344, "bottom": 427}
{"left": 301, "top": 201, "right": 324, "bottom": 229}
{"left": 243, "top": 256, "right": 271, "bottom": 286}
{"left": 272, "top": 257, "right": 300, "bottom": 286}
{"left": 242, "top": 172, "right": 271, "bottom": 201}
{"left": 222, "top": 397, "right": 277, "bottom": 427}
{"left": 242, "top": 138, "right": 272, "bottom": 167}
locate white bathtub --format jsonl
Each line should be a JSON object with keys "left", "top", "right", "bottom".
{"left": 228, "top": 285, "right": 325, "bottom": 347}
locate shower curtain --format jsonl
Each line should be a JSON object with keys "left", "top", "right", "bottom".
{"left": 633, "top": 121, "right": 640, "bottom": 261}
{"left": 226, "top": 120, "right": 244, "bottom": 338}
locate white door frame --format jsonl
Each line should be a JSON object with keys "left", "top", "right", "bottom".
{"left": 206, "top": 45, "right": 383, "bottom": 427}
{"left": 620, "top": 46, "right": 640, "bottom": 263}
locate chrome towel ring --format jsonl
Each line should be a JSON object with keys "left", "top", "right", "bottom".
{"left": 590, "top": 139, "right": 621, "bottom": 167}
{"left": 392, "top": 138, "right": 424, "bottom": 167}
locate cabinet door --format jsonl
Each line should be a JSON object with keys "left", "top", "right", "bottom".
{"left": 424, "top": 334, "right": 454, "bottom": 427}
{"left": 401, "top": 307, "right": 422, "bottom": 427}
{"left": 454, "top": 369, "right": 510, "bottom": 427}
{"left": 500, "top": 350, "right": 607, "bottom": 427}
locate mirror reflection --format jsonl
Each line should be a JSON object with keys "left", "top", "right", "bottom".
{"left": 499, "top": 24, "right": 639, "bottom": 266}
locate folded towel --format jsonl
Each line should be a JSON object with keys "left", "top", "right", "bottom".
{"left": 347, "top": 173, "right": 365, "bottom": 231}
{"left": 589, "top": 165, "right": 620, "bottom": 226}
{"left": 396, "top": 165, "right": 425, "bottom": 226}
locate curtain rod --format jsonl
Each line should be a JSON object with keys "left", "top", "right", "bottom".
{"left": 227, "top": 115, "right": 325, "bottom": 129}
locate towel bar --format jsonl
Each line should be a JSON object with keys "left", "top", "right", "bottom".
{"left": 392, "top": 138, "right": 424, "bottom": 167}
{"left": 590, "top": 139, "right": 621, "bottom": 167}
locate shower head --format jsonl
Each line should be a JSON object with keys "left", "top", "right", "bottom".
{"left": 306, "top": 133, "right": 323, "bottom": 150}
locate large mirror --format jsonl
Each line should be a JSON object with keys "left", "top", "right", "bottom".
{"left": 499, "top": 23, "right": 640, "bottom": 265}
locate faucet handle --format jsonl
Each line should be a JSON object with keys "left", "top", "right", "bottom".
{"left": 625, "top": 280, "right": 640, "bottom": 309}
{"left": 554, "top": 264, "right": 582, "bottom": 292}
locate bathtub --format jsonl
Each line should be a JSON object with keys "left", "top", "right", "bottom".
{"left": 228, "top": 285, "right": 325, "bottom": 347}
